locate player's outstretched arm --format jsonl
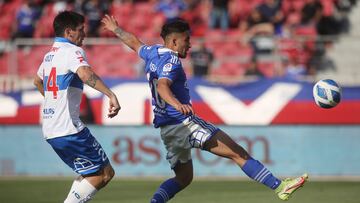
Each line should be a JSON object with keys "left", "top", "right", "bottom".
{"left": 33, "top": 75, "right": 44, "bottom": 96}
{"left": 157, "top": 78, "right": 194, "bottom": 115}
{"left": 101, "top": 14, "right": 144, "bottom": 53}
{"left": 77, "top": 66, "right": 121, "bottom": 118}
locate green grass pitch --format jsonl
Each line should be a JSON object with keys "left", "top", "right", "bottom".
{"left": 0, "top": 178, "right": 359, "bottom": 203}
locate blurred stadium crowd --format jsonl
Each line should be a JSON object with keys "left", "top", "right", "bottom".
{"left": 0, "top": 0, "right": 358, "bottom": 83}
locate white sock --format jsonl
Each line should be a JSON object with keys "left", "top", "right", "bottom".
{"left": 64, "top": 178, "right": 98, "bottom": 203}
{"left": 66, "top": 179, "right": 81, "bottom": 198}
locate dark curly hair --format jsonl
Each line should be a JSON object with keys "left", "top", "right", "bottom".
{"left": 53, "top": 11, "right": 85, "bottom": 37}
{"left": 160, "top": 18, "right": 190, "bottom": 40}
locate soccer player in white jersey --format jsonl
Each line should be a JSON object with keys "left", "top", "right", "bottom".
{"left": 102, "top": 15, "right": 308, "bottom": 202}
{"left": 33, "top": 11, "right": 121, "bottom": 203}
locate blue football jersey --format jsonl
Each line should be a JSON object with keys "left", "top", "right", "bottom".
{"left": 139, "top": 44, "right": 191, "bottom": 127}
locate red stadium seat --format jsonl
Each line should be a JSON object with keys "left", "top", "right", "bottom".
{"left": 0, "top": 53, "right": 9, "bottom": 74}
{"left": 17, "top": 46, "right": 48, "bottom": 76}
{"left": 211, "top": 61, "right": 247, "bottom": 77}
{"left": 256, "top": 61, "right": 275, "bottom": 77}
{"left": 321, "top": 0, "right": 335, "bottom": 16}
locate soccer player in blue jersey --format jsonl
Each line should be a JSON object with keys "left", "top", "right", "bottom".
{"left": 102, "top": 15, "right": 308, "bottom": 202}
{"left": 33, "top": 11, "right": 121, "bottom": 202}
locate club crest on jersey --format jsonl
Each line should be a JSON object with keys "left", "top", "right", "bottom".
{"left": 163, "top": 63, "right": 172, "bottom": 72}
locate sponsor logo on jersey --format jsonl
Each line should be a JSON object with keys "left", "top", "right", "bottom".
{"left": 75, "top": 51, "right": 85, "bottom": 63}
{"left": 43, "top": 108, "right": 55, "bottom": 115}
{"left": 150, "top": 62, "right": 157, "bottom": 72}
{"left": 43, "top": 108, "right": 55, "bottom": 119}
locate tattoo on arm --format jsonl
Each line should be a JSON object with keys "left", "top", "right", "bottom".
{"left": 114, "top": 27, "right": 134, "bottom": 42}
{"left": 114, "top": 27, "right": 126, "bottom": 38}
{"left": 86, "top": 73, "right": 99, "bottom": 88}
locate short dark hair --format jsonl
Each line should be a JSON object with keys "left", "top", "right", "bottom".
{"left": 53, "top": 11, "right": 85, "bottom": 37}
{"left": 160, "top": 18, "right": 190, "bottom": 40}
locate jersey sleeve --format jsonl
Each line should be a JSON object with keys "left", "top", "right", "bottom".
{"left": 67, "top": 47, "right": 90, "bottom": 73}
{"left": 138, "top": 44, "right": 155, "bottom": 61}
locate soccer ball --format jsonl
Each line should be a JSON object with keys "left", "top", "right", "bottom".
{"left": 313, "top": 79, "right": 341, "bottom": 108}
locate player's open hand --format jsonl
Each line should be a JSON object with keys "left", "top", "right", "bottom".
{"left": 108, "top": 94, "right": 121, "bottom": 118}
{"left": 175, "top": 104, "right": 194, "bottom": 115}
{"left": 101, "top": 14, "right": 119, "bottom": 33}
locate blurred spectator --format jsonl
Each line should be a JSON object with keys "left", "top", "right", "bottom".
{"left": 12, "top": 0, "right": 41, "bottom": 39}
{"left": 316, "top": 15, "right": 342, "bottom": 35}
{"left": 240, "top": 8, "right": 273, "bottom": 36}
{"left": 208, "top": 0, "right": 230, "bottom": 31}
{"left": 334, "top": 0, "right": 354, "bottom": 34}
{"left": 190, "top": 40, "right": 214, "bottom": 77}
{"left": 244, "top": 62, "right": 264, "bottom": 77}
{"left": 240, "top": 8, "right": 275, "bottom": 75}
{"left": 155, "top": 0, "right": 187, "bottom": 21}
{"left": 82, "top": 0, "right": 109, "bottom": 37}
{"left": 307, "top": 40, "right": 336, "bottom": 75}
{"left": 256, "top": 0, "right": 284, "bottom": 35}
{"left": 301, "top": 0, "right": 323, "bottom": 25}
{"left": 73, "top": 0, "right": 85, "bottom": 14}
{"left": 298, "top": 0, "right": 339, "bottom": 36}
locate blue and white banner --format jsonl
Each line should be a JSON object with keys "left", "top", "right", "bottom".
{"left": 1, "top": 78, "right": 360, "bottom": 125}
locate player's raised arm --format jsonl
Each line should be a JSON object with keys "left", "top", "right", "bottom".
{"left": 101, "top": 14, "right": 144, "bottom": 53}
{"left": 77, "top": 65, "right": 121, "bottom": 118}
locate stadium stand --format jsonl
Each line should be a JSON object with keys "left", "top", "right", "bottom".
{"left": 0, "top": 0, "right": 359, "bottom": 88}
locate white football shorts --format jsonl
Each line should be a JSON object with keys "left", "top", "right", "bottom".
{"left": 160, "top": 115, "right": 220, "bottom": 169}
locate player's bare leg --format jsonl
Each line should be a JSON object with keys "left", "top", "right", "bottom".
{"left": 84, "top": 164, "right": 115, "bottom": 190}
{"left": 150, "top": 161, "right": 193, "bottom": 203}
{"left": 64, "top": 164, "right": 115, "bottom": 203}
{"left": 204, "top": 130, "right": 307, "bottom": 200}
{"left": 173, "top": 161, "right": 193, "bottom": 189}
{"left": 203, "top": 130, "right": 251, "bottom": 167}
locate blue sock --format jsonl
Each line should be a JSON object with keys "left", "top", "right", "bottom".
{"left": 242, "top": 158, "right": 281, "bottom": 190}
{"left": 150, "top": 178, "right": 181, "bottom": 203}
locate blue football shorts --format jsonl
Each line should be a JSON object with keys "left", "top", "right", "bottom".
{"left": 47, "top": 127, "right": 110, "bottom": 175}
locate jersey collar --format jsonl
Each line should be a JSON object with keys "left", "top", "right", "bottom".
{"left": 54, "top": 37, "right": 76, "bottom": 45}
{"left": 158, "top": 47, "right": 178, "bottom": 56}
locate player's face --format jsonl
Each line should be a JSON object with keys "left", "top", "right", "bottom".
{"left": 176, "top": 32, "right": 191, "bottom": 58}
{"left": 69, "top": 24, "right": 86, "bottom": 46}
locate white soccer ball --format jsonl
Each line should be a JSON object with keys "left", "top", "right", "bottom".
{"left": 313, "top": 79, "right": 341, "bottom": 108}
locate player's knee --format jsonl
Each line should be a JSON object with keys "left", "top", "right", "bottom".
{"left": 184, "top": 173, "right": 193, "bottom": 187}
{"left": 103, "top": 166, "right": 115, "bottom": 184}
{"left": 108, "top": 167, "right": 115, "bottom": 180}
{"left": 176, "top": 172, "right": 193, "bottom": 188}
